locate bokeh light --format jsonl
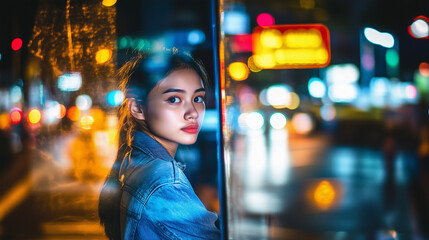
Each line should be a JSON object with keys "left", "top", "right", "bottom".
{"left": 238, "top": 112, "right": 249, "bottom": 131}
{"left": 90, "top": 108, "right": 106, "bottom": 130}
{"left": 10, "top": 85, "right": 22, "bottom": 103}
{"left": 361, "top": 53, "right": 375, "bottom": 71}
{"left": 327, "top": 64, "right": 360, "bottom": 103}
{"left": 58, "top": 104, "right": 67, "bottom": 119}
{"left": 405, "top": 84, "right": 417, "bottom": 99}
{"left": 10, "top": 108, "right": 23, "bottom": 124}
{"left": 419, "top": 62, "right": 429, "bottom": 76}
{"left": 0, "top": 113, "right": 10, "bottom": 130}
{"left": 267, "top": 85, "right": 291, "bottom": 108}
{"left": 76, "top": 94, "right": 92, "bottom": 111}
{"left": 328, "top": 83, "right": 359, "bottom": 103}
{"left": 95, "top": 49, "right": 112, "bottom": 64}
{"left": 11, "top": 38, "right": 23, "bottom": 51}
{"left": 107, "top": 90, "right": 124, "bottom": 106}
{"left": 237, "top": 85, "right": 257, "bottom": 106}
{"left": 58, "top": 73, "right": 82, "bottom": 92}
{"left": 80, "top": 115, "right": 95, "bottom": 130}
{"left": 43, "top": 101, "right": 61, "bottom": 124}
{"left": 270, "top": 112, "right": 287, "bottom": 129}
{"left": 320, "top": 104, "right": 336, "bottom": 121}
{"left": 102, "top": 0, "right": 117, "bottom": 7}
{"left": 308, "top": 77, "right": 326, "bottom": 98}
{"left": 246, "top": 112, "right": 264, "bottom": 130}
{"left": 228, "top": 62, "right": 250, "bottom": 81}
{"left": 409, "top": 17, "right": 429, "bottom": 38}
{"left": 386, "top": 49, "right": 399, "bottom": 68}
{"left": 224, "top": 10, "right": 250, "bottom": 34}
{"left": 257, "top": 13, "right": 275, "bottom": 27}
{"left": 187, "top": 30, "right": 206, "bottom": 45}
{"left": 287, "top": 92, "right": 300, "bottom": 110}
{"left": 68, "top": 106, "right": 81, "bottom": 121}
{"left": 259, "top": 89, "right": 269, "bottom": 106}
{"left": 326, "top": 64, "right": 359, "bottom": 84}
{"left": 247, "top": 56, "right": 262, "bottom": 72}
{"left": 292, "top": 112, "right": 313, "bottom": 134}
{"left": 28, "top": 109, "right": 42, "bottom": 124}
{"left": 364, "top": 27, "right": 394, "bottom": 48}
{"left": 313, "top": 180, "right": 336, "bottom": 210}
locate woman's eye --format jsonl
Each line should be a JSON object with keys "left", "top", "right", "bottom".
{"left": 167, "top": 97, "right": 181, "bottom": 103}
{"left": 194, "top": 96, "right": 205, "bottom": 103}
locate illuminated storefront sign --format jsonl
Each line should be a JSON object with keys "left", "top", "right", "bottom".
{"left": 252, "top": 24, "right": 331, "bottom": 69}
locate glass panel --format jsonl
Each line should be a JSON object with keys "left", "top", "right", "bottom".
{"left": 218, "top": 0, "right": 429, "bottom": 239}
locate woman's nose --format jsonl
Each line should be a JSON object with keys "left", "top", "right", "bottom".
{"left": 184, "top": 102, "right": 199, "bottom": 120}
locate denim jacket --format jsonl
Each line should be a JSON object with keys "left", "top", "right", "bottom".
{"left": 118, "top": 131, "right": 220, "bottom": 240}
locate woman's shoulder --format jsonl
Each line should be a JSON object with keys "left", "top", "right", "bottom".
{"left": 121, "top": 157, "right": 185, "bottom": 200}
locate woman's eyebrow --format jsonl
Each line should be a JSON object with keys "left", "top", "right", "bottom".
{"left": 162, "top": 88, "right": 206, "bottom": 94}
{"left": 194, "top": 87, "right": 206, "bottom": 93}
{"left": 162, "top": 88, "right": 185, "bottom": 94}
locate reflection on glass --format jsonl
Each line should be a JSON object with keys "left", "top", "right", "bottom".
{"left": 219, "top": 0, "right": 428, "bottom": 239}
{"left": 268, "top": 128, "right": 290, "bottom": 186}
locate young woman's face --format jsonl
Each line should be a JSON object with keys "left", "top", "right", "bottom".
{"left": 143, "top": 68, "right": 206, "bottom": 149}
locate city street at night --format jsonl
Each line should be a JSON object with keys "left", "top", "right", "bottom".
{"left": 2, "top": 0, "right": 429, "bottom": 239}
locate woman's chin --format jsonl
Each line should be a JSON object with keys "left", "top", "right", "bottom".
{"left": 179, "top": 135, "right": 198, "bottom": 145}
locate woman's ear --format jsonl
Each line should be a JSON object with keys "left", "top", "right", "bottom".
{"left": 127, "top": 99, "right": 145, "bottom": 120}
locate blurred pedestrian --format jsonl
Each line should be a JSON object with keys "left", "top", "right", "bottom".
{"left": 98, "top": 51, "right": 220, "bottom": 239}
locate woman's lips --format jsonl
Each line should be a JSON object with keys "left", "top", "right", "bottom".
{"left": 181, "top": 124, "right": 199, "bottom": 134}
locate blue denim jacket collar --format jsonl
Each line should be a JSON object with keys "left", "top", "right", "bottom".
{"left": 131, "top": 130, "right": 186, "bottom": 170}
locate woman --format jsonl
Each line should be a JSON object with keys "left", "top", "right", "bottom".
{"left": 99, "top": 51, "right": 220, "bottom": 240}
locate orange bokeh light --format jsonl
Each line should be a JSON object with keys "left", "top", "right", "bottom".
{"left": 0, "top": 113, "right": 10, "bottom": 130}
{"left": 419, "top": 62, "right": 429, "bottom": 76}
{"left": 68, "top": 106, "right": 81, "bottom": 121}
{"left": 96, "top": 49, "right": 112, "bottom": 64}
{"left": 58, "top": 104, "right": 67, "bottom": 119}
{"left": 314, "top": 180, "right": 336, "bottom": 209}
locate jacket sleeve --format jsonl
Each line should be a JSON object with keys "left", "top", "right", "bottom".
{"left": 134, "top": 183, "right": 221, "bottom": 240}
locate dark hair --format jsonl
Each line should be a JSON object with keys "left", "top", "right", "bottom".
{"left": 98, "top": 50, "right": 209, "bottom": 240}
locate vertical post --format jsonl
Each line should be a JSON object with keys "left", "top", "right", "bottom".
{"left": 211, "top": 0, "right": 228, "bottom": 238}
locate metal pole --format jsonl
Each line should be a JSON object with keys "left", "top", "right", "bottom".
{"left": 211, "top": 0, "right": 228, "bottom": 238}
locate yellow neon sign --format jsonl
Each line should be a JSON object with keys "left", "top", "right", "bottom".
{"left": 253, "top": 24, "right": 331, "bottom": 69}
